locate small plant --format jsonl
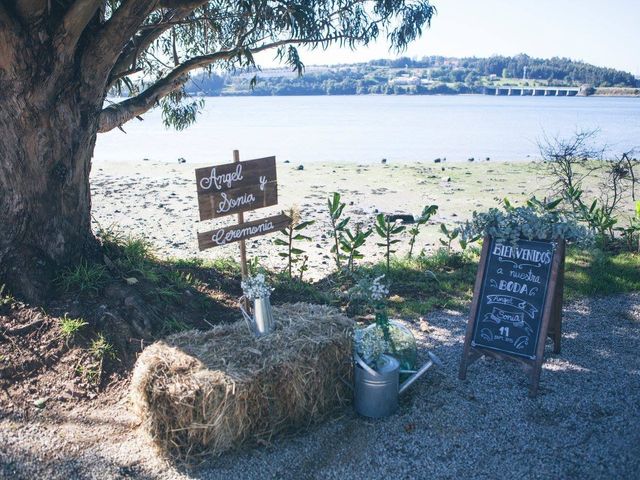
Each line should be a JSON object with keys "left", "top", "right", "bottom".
{"left": 353, "top": 275, "right": 392, "bottom": 369}
{"left": 241, "top": 273, "right": 272, "bottom": 300}
{"left": 408, "top": 205, "right": 438, "bottom": 257}
{"left": 248, "top": 256, "right": 262, "bottom": 276}
{"left": 164, "top": 270, "right": 200, "bottom": 291}
{"left": 439, "top": 224, "right": 459, "bottom": 253}
{"left": 616, "top": 201, "right": 640, "bottom": 252}
{"left": 340, "top": 223, "right": 372, "bottom": 272}
{"left": 161, "top": 317, "right": 191, "bottom": 334}
{"left": 327, "top": 192, "right": 350, "bottom": 270}
{"left": 210, "top": 257, "right": 241, "bottom": 276}
{"left": 99, "top": 227, "right": 159, "bottom": 281}
{"left": 352, "top": 275, "right": 416, "bottom": 371}
{"left": 58, "top": 259, "right": 109, "bottom": 294}
{"left": 579, "top": 199, "right": 617, "bottom": 247}
{"left": 60, "top": 314, "right": 88, "bottom": 340}
{"left": 76, "top": 364, "right": 100, "bottom": 384}
{"left": 0, "top": 284, "right": 14, "bottom": 307}
{"left": 461, "top": 197, "right": 589, "bottom": 245}
{"left": 375, "top": 214, "right": 406, "bottom": 274}
{"left": 274, "top": 206, "right": 315, "bottom": 279}
{"left": 88, "top": 333, "right": 118, "bottom": 386}
{"left": 90, "top": 334, "right": 117, "bottom": 361}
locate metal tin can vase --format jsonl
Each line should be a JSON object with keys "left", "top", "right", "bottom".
{"left": 239, "top": 296, "right": 275, "bottom": 337}
{"left": 252, "top": 296, "right": 275, "bottom": 336}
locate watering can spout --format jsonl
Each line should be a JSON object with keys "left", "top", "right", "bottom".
{"left": 399, "top": 352, "right": 442, "bottom": 396}
{"left": 238, "top": 296, "right": 255, "bottom": 334}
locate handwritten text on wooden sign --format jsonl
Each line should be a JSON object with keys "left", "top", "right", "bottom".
{"left": 195, "top": 156, "right": 277, "bottom": 221}
{"left": 198, "top": 214, "right": 291, "bottom": 250}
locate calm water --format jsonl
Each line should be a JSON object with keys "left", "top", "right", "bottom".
{"left": 94, "top": 95, "right": 640, "bottom": 164}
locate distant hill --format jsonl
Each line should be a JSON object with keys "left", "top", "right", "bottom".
{"left": 186, "top": 54, "right": 638, "bottom": 96}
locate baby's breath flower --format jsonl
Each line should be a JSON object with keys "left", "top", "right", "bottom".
{"left": 370, "top": 275, "right": 389, "bottom": 301}
{"left": 241, "top": 273, "right": 272, "bottom": 300}
{"left": 354, "top": 326, "right": 389, "bottom": 368}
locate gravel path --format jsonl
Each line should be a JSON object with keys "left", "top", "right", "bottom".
{"left": 2, "top": 293, "right": 639, "bottom": 479}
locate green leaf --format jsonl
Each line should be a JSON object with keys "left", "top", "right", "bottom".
{"left": 273, "top": 238, "right": 288, "bottom": 246}
{"left": 278, "top": 252, "right": 289, "bottom": 257}
{"left": 375, "top": 225, "right": 386, "bottom": 237}
{"left": 293, "top": 234, "right": 312, "bottom": 241}
{"left": 336, "top": 217, "right": 350, "bottom": 231}
{"left": 545, "top": 197, "right": 563, "bottom": 210}
{"left": 290, "top": 248, "right": 305, "bottom": 255}
{"left": 295, "top": 220, "right": 315, "bottom": 230}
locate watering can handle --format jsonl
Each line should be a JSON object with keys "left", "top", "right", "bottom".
{"left": 353, "top": 351, "right": 380, "bottom": 377}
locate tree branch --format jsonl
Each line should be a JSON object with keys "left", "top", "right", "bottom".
{"left": 98, "top": 34, "right": 366, "bottom": 132}
{"left": 85, "top": 0, "right": 160, "bottom": 73}
{"left": 55, "top": 0, "right": 104, "bottom": 57}
{"left": 158, "top": 0, "right": 206, "bottom": 8}
{"left": 98, "top": 48, "right": 238, "bottom": 132}
{"left": 107, "top": 6, "right": 199, "bottom": 87}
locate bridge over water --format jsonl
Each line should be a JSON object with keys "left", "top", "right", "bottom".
{"left": 483, "top": 86, "right": 580, "bottom": 96}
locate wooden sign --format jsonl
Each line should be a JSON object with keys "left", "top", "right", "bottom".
{"left": 198, "top": 214, "right": 291, "bottom": 250}
{"left": 195, "top": 156, "right": 278, "bottom": 221}
{"left": 459, "top": 236, "right": 565, "bottom": 396}
{"left": 195, "top": 152, "right": 290, "bottom": 280}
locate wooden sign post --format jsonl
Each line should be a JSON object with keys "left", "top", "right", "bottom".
{"left": 459, "top": 236, "right": 566, "bottom": 396}
{"left": 195, "top": 151, "right": 290, "bottom": 276}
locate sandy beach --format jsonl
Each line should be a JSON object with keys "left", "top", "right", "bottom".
{"left": 91, "top": 159, "right": 547, "bottom": 274}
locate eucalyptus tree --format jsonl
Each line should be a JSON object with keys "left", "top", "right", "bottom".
{"left": 0, "top": 0, "right": 436, "bottom": 300}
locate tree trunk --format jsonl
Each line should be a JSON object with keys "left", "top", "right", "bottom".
{"left": 0, "top": 83, "right": 102, "bottom": 302}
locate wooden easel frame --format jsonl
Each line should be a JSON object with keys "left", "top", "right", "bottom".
{"left": 458, "top": 236, "right": 566, "bottom": 397}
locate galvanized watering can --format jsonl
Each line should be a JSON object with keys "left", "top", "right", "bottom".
{"left": 353, "top": 351, "right": 442, "bottom": 418}
{"left": 239, "top": 296, "right": 275, "bottom": 337}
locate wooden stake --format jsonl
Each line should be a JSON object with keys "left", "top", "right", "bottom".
{"left": 233, "top": 150, "right": 249, "bottom": 279}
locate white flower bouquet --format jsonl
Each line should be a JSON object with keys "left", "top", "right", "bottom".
{"left": 241, "top": 273, "right": 272, "bottom": 300}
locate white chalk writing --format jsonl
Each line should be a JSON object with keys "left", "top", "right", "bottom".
{"left": 200, "top": 164, "right": 243, "bottom": 191}
{"left": 211, "top": 218, "right": 275, "bottom": 245}
{"left": 216, "top": 191, "right": 256, "bottom": 214}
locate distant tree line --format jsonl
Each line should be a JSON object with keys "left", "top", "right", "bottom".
{"left": 373, "top": 54, "right": 637, "bottom": 87}
{"left": 185, "top": 54, "right": 637, "bottom": 96}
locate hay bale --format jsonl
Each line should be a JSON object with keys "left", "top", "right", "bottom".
{"left": 130, "top": 302, "right": 354, "bottom": 459}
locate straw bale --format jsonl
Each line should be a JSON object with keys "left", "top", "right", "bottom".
{"left": 130, "top": 302, "right": 354, "bottom": 459}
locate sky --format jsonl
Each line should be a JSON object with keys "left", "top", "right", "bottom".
{"left": 257, "top": 0, "right": 640, "bottom": 75}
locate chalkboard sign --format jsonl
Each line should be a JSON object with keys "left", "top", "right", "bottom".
{"left": 459, "top": 236, "right": 565, "bottom": 396}
{"left": 471, "top": 237, "right": 555, "bottom": 359}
